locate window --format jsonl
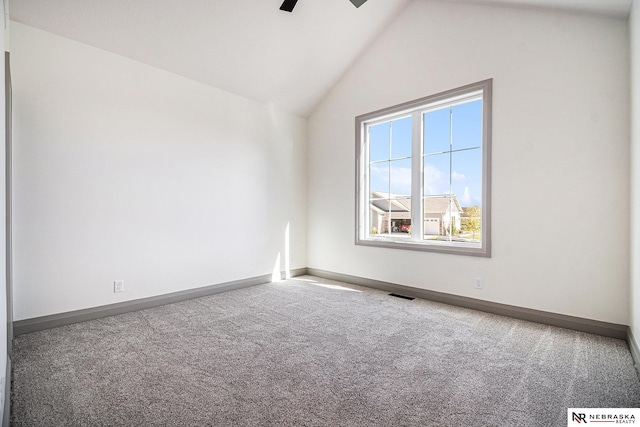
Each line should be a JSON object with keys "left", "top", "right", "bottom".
{"left": 355, "top": 79, "right": 492, "bottom": 257}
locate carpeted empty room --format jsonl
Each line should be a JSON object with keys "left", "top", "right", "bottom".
{"left": 11, "top": 276, "right": 640, "bottom": 426}
{"left": 6, "top": 0, "right": 640, "bottom": 425}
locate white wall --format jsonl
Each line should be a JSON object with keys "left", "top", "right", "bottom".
{"left": 308, "top": 1, "right": 630, "bottom": 324}
{"left": 11, "top": 22, "right": 307, "bottom": 321}
{"left": 630, "top": 0, "right": 640, "bottom": 344}
{"left": 0, "top": 2, "right": 7, "bottom": 421}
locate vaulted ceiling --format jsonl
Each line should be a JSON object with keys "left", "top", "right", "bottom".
{"left": 10, "top": 0, "right": 634, "bottom": 117}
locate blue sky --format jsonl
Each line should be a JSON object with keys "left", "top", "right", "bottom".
{"left": 369, "top": 99, "right": 482, "bottom": 207}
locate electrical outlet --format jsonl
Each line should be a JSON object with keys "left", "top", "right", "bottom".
{"left": 114, "top": 280, "right": 124, "bottom": 293}
{"left": 475, "top": 278, "right": 483, "bottom": 290}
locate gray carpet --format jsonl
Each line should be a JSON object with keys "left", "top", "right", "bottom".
{"left": 11, "top": 275, "right": 640, "bottom": 426}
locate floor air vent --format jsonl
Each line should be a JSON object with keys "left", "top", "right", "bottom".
{"left": 389, "top": 293, "right": 415, "bottom": 300}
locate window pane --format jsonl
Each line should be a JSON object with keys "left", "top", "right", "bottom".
{"left": 390, "top": 158, "right": 411, "bottom": 196}
{"left": 369, "top": 122, "right": 390, "bottom": 162}
{"left": 368, "top": 196, "right": 411, "bottom": 237}
{"left": 452, "top": 148, "right": 482, "bottom": 242}
{"left": 451, "top": 148, "right": 482, "bottom": 208}
{"left": 369, "top": 161, "right": 389, "bottom": 195}
{"left": 424, "top": 152, "right": 450, "bottom": 196}
{"left": 369, "top": 201, "right": 388, "bottom": 236}
{"left": 452, "top": 100, "right": 482, "bottom": 150}
{"left": 390, "top": 197, "right": 411, "bottom": 237}
{"left": 356, "top": 79, "right": 491, "bottom": 256}
{"left": 391, "top": 116, "right": 412, "bottom": 159}
{"left": 460, "top": 205, "right": 482, "bottom": 242}
{"left": 422, "top": 195, "right": 458, "bottom": 239}
{"left": 422, "top": 195, "right": 462, "bottom": 240}
{"left": 424, "top": 108, "right": 450, "bottom": 154}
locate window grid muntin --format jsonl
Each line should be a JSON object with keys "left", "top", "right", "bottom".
{"left": 422, "top": 99, "right": 483, "bottom": 245}
{"left": 366, "top": 117, "right": 413, "bottom": 238}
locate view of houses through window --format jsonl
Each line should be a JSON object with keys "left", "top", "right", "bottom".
{"left": 357, "top": 80, "right": 491, "bottom": 256}
{"left": 368, "top": 100, "right": 483, "bottom": 243}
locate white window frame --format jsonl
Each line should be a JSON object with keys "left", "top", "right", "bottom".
{"left": 355, "top": 79, "right": 492, "bottom": 257}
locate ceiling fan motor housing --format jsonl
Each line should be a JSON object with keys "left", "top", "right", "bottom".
{"left": 280, "top": 0, "right": 367, "bottom": 12}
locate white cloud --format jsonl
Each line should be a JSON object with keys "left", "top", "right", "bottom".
{"left": 373, "top": 163, "right": 475, "bottom": 201}
{"left": 370, "top": 165, "right": 412, "bottom": 195}
{"left": 452, "top": 171, "right": 466, "bottom": 182}
{"left": 390, "top": 166, "right": 411, "bottom": 195}
{"left": 424, "top": 164, "right": 447, "bottom": 195}
{"left": 460, "top": 187, "right": 473, "bottom": 205}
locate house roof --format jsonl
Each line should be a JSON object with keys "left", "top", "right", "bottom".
{"left": 424, "top": 196, "right": 463, "bottom": 215}
{"left": 370, "top": 192, "right": 410, "bottom": 213}
{"left": 10, "top": 0, "right": 632, "bottom": 117}
{"left": 370, "top": 192, "right": 462, "bottom": 215}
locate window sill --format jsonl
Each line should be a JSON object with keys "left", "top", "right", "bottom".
{"left": 355, "top": 237, "right": 490, "bottom": 257}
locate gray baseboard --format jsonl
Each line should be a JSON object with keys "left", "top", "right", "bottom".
{"left": 628, "top": 327, "right": 640, "bottom": 376}
{"left": 12, "top": 266, "right": 630, "bottom": 343}
{"left": 3, "top": 355, "right": 9, "bottom": 427}
{"left": 307, "top": 268, "right": 628, "bottom": 340}
{"left": 14, "top": 268, "right": 308, "bottom": 336}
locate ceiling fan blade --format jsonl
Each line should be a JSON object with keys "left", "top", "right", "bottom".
{"left": 280, "top": 0, "right": 299, "bottom": 12}
{"left": 349, "top": 0, "right": 367, "bottom": 7}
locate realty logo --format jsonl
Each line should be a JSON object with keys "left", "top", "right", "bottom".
{"left": 572, "top": 412, "right": 587, "bottom": 423}
{"left": 568, "top": 408, "right": 639, "bottom": 426}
